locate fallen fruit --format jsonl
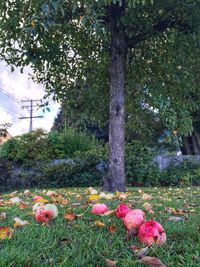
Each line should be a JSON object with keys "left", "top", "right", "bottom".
{"left": 138, "top": 221, "right": 166, "bottom": 246}
{"left": 92, "top": 203, "right": 109, "bottom": 215}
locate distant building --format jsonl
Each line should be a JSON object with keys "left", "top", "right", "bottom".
{"left": 0, "top": 130, "right": 12, "bottom": 144}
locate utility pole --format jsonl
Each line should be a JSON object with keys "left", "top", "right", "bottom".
{"left": 19, "top": 99, "right": 44, "bottom": 132}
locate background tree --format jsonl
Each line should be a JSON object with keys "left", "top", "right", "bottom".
{"left": 0, "top": 0, "right": 200, "bottom": 191}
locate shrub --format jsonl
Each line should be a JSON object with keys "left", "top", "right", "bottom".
{"left": 0, "top": 159, "right": 12, "bottom": 191}
{"left": 40, "top": 155, "right": 104, "bottom": 187}
{"left": 160, "top": 160, "right": 200, "bottom": 186}
{"left": 0, "top": 128, "right": 101, "bottom": 163}
{"left": 125, "top": 141, "right": 160, "bottom": 186}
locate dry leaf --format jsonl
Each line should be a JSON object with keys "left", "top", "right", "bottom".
{"left": 140, "top": 256, "right": 166, "bottom": 267}
{"left": 143, "top": 202, "right": 153, "bottom": 212}
{"left": 64, "top": 213, "right": 77, "bottom": 221}
{"left": 0, "top": 227, "right": 14, "bottom": 239}
{"left": 94, "top": 220, "right": 105, "bottom": 227}
{"left": 13, "top": 217, "right": 29, "bottom": 228}
{"left": 101, "top": 210, "right": 115, "bottom": 216}
{"left": 105, "top": 259, "right": 117, "bottom": 267}
{"left": 168, "top": 216, "right": 184, "bottom": 222}
{"left": 108, "top": 225, "right": 117, "bottom": 234}
{"left": 10, "top": 197, "right": 21, "bottom": 204}
{"left": 18, "top": 201, "right": 28, "bottom": 209}
{"left": 130, "top": 244, "right": 140, "bottom": 252}
{"left": 136, "top": 246, "right": 150, "bottom": 258}
{"left": 0, "top": 212, "right": 6, "bottom": 220}
{"left": 142, "top": 194, "right": 152, "bottom": 201}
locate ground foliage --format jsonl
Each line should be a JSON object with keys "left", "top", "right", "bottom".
{"left": 0, "top": 187, "right": 199, "bottom": 266}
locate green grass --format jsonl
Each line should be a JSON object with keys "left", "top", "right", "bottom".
{"left": 0, "top": 187, "right": 200, "bottom": 267}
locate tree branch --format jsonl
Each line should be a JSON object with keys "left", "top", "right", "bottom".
{"left": 126, "top": 17, "right": 194, "bottom": 48}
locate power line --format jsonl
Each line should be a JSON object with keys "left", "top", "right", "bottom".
{"left": 19, "top": 99, "right": 44, "bottom": 132}
{"left": 0, "top": 105, "right": 19, "bottom": 119}
{"left": 0, "top": 102, "right": 24, "bottom": 117}
{"left": 0, "top": 87, "right": 22, "bottom": 105}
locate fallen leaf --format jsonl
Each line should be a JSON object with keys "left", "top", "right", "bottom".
{"left": 94, "top": 220, "right": 105, "bottom": 227}
{"left": 118, "top": 193, "right": 127, "bottom": 200}
{"left": 140, "top": 256, "right": 166, "bottom": 267}
{"left": 64, "top": 213, "right": 77, "bottom": 221}
{"left": 13, "top": 217, "right": 29, "bottom": 228}
{"left": 136, "top": 246, "right": 150, "bottom": 258}
{"left": 10, "top": 197, "right": 21, "bottom": 204}
{"left": 142, "top": 194, "right": 152, "bottom": 201}
{"left": 130, "top": 244, "right": 140, "bottom": 252}
{"left": 34, "top": 197, "right": 48, "bottom": 203}
{"left": 105, "top": 259, "right": 117, "bottom": 267}
{"left": 24, "top": 189, "right": 31, "bottom": 196}
{"left": 0, "top": 213, "right": 6, "bottom": 220}
{"left": 18, "top": 201, "right": 28, "bottom": 209}
{"left": 168, "top": 216, "right": 184, "bottom": 222}
{"left": 108, "top": 225, "right": 117, "bottom": 234}
{"left": 88, "top": 194, "right": 100, "bottom": 201}
{"left": 9, "top": 191, "right": 18, "bottom": 196}
{"left": 143, "top": 202, "right": 153, "bottom": 212}
{"left": 101, "top": 210, "right": 115, "bottom": 216}
{"left": 0, "top": 227, "right": 14, "bottom": 239}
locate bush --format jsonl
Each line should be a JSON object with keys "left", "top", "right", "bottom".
{"left": 0, "top": 128, "right": 101, "bottom": 163}
{"left": 160, "top": 160, "right": 200, "bottom": 186}
{"left": 0, "top": 159, "right": 12, "bottom": 191}
{"left": 39, "top": 155, "right": 105, "bottom": 187}
{"left": 125, "top": 141, "right": 160, "bottom": 186}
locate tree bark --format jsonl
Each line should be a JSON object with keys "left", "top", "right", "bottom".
{"left": 191, "top": 135, "right": 200, "bottom": 155}
{"left": 183, "top": 137, "right": 192, "bottom": 155}
{"left": 103, "top": 4, "right": 127, "bottom": 192}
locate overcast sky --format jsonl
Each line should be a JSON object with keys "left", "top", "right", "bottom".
{"left": 0, "top": 61, "right": 60, "bottom": 136}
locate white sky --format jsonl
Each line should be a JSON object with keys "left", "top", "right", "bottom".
{"left": 0, "top": 61, "right": 60, "bottom": 136}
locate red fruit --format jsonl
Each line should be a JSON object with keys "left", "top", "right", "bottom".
{"left": 91, "top": 204, "right": 109, "bottom": 215}
{"left": 138, "top": 221, "right": 166, "bottom": 246}
{"left": 35, "top": 209, "right": 54, "bottom": 224}
{"left": 115, "top": 204, "right": 130, "bottom": 219}
{"left": 124, "top": 209, "right": 145, "bottom": 231}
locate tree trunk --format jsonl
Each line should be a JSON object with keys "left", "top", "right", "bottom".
{"left": 103, "top": 4, "right": 127, "bottom": 192}
{"left": 191, "top": 135, "right": 200, "bottom": 155}
{"left": 183, "top": 137, "right": 192, "bottom": 155}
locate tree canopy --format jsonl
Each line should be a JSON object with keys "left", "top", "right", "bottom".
{"left": 1, "top": 0, "right": 200, "bottom": 191}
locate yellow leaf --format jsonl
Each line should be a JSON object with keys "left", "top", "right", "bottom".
{"left": 34, "top": 198, "right": 48, "bottom": 203}
{"left": 88, "top": 194, "right": 100, "bottom": 201}
{"left": 31, "top": 20, "right": 36, "bottom": 28}
{"left": 13, "top": 217, "right": 29, "bottom": 228}
{"left": 0, "top": 227, "right": 14, "bottom": 240}
{"left": 94, "top": 220, "right": 105, "bottom": 227}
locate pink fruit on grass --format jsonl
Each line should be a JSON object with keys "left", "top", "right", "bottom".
{"left": 35, "top": 209, "right": 54, "bottom": 224}
{"left": 115, "top": 204, "right": 130, "bottom": 219}
{"left": 138, "top": 221, "right": 166, "bottom": 246}
{"left": 124, "top": 209, "right": 145, "bottom": 231}
{"left": 91, "top": 204, "right": 109, "bottom": 215}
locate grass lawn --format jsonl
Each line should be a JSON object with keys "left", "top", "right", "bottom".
{"left": 0, "top": 187, "right": 200, "bottom": 267}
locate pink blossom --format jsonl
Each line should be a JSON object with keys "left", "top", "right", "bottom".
{"left": 138, "top": 221, "right": 166, "bottom": 246}
{"left": 91, "top": 204, "right": 109, "bottom": 215}
{"left": 115, "top": 204, "right": 130, "bottom": 219}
